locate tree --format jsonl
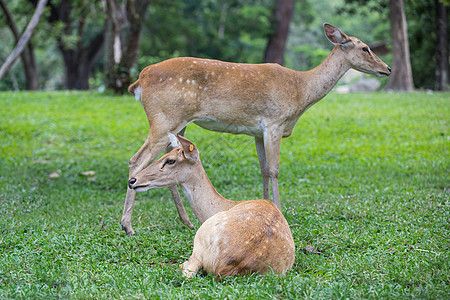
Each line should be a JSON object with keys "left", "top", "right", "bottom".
{"left": 385, "top": 0, "right": 414, "bottom": 91}
{"left": 339, "top": 0, "right": 447, "bottom": 90}
{"left": 104, "top": 0, "right": 151, "bottom": 93}
{"left": 139, "top": 0, "right": 273, "bottom": 67}
{"left": 435, "top": 0, "right": 448, "bottom": 91}
{"left": 45, "top": 0, "right": 104, "bottom": 90}
{"left": 0, "top": 0, "right": 39, "bottom": 89}
{"left": 264, "top": 0, "right": 295, "bottom": 65}
{"left": 0, "top": 0, "right": 47, "bottom": 83}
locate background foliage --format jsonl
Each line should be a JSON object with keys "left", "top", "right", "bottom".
{"left": 0, "top": 0, "right": 446, "bottom": 90}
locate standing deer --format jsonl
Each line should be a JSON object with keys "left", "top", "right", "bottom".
{"left": 121, "top": 23, "right": 391, "bottom": 235}
{"left": 128, "top": 134, "right": 295, "bottom": 279}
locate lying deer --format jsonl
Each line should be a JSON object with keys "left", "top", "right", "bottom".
{"left": 128, "top": 134, "right": 295, "bottom": 279}
{"left": 122, "top": 23, "right": 391, "bottom": 235}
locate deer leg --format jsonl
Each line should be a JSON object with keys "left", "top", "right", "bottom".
{"left": 121, "top": 127, "right": 176, "bottom": 235}
{"left": 168, "top": 187, "right": 195, "bottom": 229}
{"left": 263, "top": 130, "right": 283, "bottom": 210}
{"left": 180, "top": 257, "right": 202, "bottom": 278}
{"left": 165, "top": 128, "right": 195, "bottom": 230}
{"left": 255, "top": 137, "right": 270, "bottom": 200}
{"left": 128, "top": 132, "right": 164, "bottom": 177}
{"left": 121, "top": 187, "right": 137, "bottom": 235}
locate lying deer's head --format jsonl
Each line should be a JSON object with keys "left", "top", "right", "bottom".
{"left": 324, "top": 23, "right": 391, "bottom": 77}
{"left": 128, "top": 133, "right": 199, "bottom": 192}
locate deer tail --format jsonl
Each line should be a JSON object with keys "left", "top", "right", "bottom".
{"left": 128, "top": 79, "right": 142, "bottom": 102}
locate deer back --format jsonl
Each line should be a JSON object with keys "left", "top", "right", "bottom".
{"left": 132, "top": 57, "right": 302, "bottom": 135}
{"left": 191, "top": 199, "right": 295, "bottom": 279}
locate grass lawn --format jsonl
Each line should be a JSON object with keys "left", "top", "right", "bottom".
{"left": 0, "top": 90, "right": 448, "bottom": 298}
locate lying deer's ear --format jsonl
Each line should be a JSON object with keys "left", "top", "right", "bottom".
{"left": 168, "top": 132, "right": 181, "bottom": 149}
{"left": 324, "top": 23, "right": 351, "bottom": 47}
{"left": 176, "top": 134, "right": 199, "bottom": 163}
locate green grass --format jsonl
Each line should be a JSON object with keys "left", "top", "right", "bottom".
{"left": 0, "top": 90, "right": 448, "bottom": 299}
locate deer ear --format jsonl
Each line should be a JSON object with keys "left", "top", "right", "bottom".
{"left": 176, "top": 134, "right": 199, "bottom": 163}
{"left": 324, "top": 23, "right": 351, "bottom": 46}
{"left": 168, "top": 132, "right": 181, "bottom": 149}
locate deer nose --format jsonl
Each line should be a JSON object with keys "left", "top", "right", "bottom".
{"left": 387, "top": 66, "right": 392, "bottom": 74}
{"left": 128, "top": 178, "right": 137, "bottom": 189}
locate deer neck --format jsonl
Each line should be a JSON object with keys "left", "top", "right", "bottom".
{"left": 301, "top": 46, "right": 350, "bottom": 105}
{"left": 179, "top": 161, "right": 238, "bottom": 223}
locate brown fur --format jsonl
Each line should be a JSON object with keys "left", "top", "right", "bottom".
{"left": 129, "top": 136, "right": 295, "bottom": 279}
{"left": 191, "top": 200, "right": 295, "bottom": 280}
{"left": 121, "top": 24, "right": 391, "bottom": 236}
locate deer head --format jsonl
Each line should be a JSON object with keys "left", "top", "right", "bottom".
{"left": 324, "top": 23, "right": 391, "bottom": 77}
{"left": 128, "top": 133, "right": 199, "bottom": 192}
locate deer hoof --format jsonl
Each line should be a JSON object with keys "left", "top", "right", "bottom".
{"left": 121, "top": 224, "right": 135, "bottom": 236}
{"left": 182, "top": 221, "right": 195, "bottom": 230}
{"left": 180, "top": 263, "right": 196, "bottom": 278}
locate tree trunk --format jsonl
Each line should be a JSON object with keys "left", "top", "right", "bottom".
{"left": 104, "top": 0, "right": 126, "bottom": 92}
{"left": 22, "top": 44, "right": 38, "bottom": 90}
{"left": 0, "top": 0, "right": 39, "bottom": 90}
{"left": 264, "top": 0, "right": 295, "bottom": 65}
{"left": 59, "top": 32, "right": 104, "bottom": 90}
{"left": 385, "top": 0, "right": 414, "bottom": 91}
{"left": 435, "top": 0, "right": 448, "bottom": 91}
{"left": 0, "top": 0, "right": 47, "bottom": 83}
{"left": 46, "top": 0, "right": 104, "bottom": 90}
{"left": 104, "top": 0, "right": 151, "bottom": 93}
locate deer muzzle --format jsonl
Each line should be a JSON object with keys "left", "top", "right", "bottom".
{"left": 128, "top": 178, "right": 137, "bottom": 189}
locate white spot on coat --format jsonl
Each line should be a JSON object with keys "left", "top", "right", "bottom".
{"left": 168, "top": 132, "right": 181, "bottom": 148}
{"left": 134, "top": 86, "right": 143, "bottom": 107}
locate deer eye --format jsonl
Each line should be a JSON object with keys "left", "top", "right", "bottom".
{"left": 362, "top": 47, "right": 370, "bottom": 53}
{"left": 166, "top": 159, "right": 176, "bottom": 165}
